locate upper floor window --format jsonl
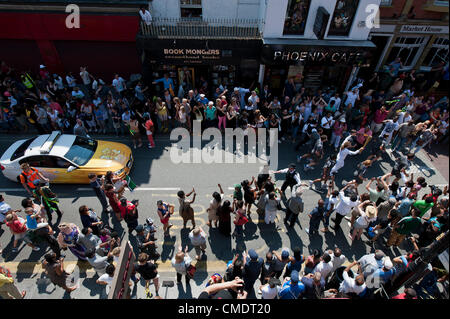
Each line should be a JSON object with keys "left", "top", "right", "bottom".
{"left": 423, "top": 37, "right": 449, "bottom": 67}
{"left": 180, "top": 0, "right": 202, "bottom": 18}
{"left": 380, "top": 0, "right": 392, "bottom": 6}
{"left": 328, "top": 0, "right": 360, "bottom": 37}
{"left": 283, "top": 0, "right": 311, "bottom": 35}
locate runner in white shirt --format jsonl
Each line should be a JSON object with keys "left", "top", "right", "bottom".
{"left": 330, "top": 141, "right": 363, "bottom": 176}
{"left": 332, "top": 182, "right": 360, "bottom": 229}
{"left": 80, "top": 66, "right": 92, "bottom": 85}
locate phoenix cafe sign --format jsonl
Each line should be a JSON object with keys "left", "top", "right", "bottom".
{"left": 273, "top": 49, "right": 364, "bottom": 64}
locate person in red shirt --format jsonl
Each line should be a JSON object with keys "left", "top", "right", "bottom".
{"left": 143, "top": 114, "right": 155, "bottom": 148}
{"left": 5, "top": 212, "right": 40, "bottom": 252}
{"left": 371, "top": 106, "right": 389, "bottom": 133}
{"left": 119, "top": 198, "right": 139, "bottom": 234}
{"left": 391, "top": 288, "right": 417, "bottom": 299}
{"left": 39, "top": 65, "right": 50, "bottom": 80}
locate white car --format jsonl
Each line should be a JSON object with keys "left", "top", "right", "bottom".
{"left": 0, "top": 131, "right": 133, "bottom": 184}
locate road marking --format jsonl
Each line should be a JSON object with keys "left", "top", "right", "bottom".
{"left": 0, "top": 260, "right": 230, "bottom": 274}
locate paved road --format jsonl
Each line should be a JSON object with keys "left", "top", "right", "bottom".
{"left": 0, "top": 133, "right": 448, "bottom": 299}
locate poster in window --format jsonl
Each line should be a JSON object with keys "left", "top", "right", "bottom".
{"left": 328, "top": 0, "right": 360, "bottom": 36}
{"left": 283, "top": 0, "right": 311, "bottom": 35}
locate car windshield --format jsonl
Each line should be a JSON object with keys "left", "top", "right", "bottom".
{"left": 11, "top": 138, "right": 35, "bottom": 161}
{"left": 64, "top": 136, "right": 97, "bottom": 166}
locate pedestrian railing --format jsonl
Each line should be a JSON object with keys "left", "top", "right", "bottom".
{"left": 139, "top": 17, "right": 264, "bottom": 40}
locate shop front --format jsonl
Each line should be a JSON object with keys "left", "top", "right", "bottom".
{"left": 136, "top": 38, "right": 262, "bottom": 95}
{"left": 260, "top": 39, "right": 376, "bottom": 95}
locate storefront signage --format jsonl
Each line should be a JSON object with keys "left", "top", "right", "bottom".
{"left": 273, "top": 50, "right": 364, "bottom": 64}
{"left": 400, "top": 25, "right": 449, "bottom": 34}
{"left": 162, "top": 48, "right": 221, "bottom": 63}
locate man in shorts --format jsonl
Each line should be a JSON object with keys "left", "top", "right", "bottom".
{"left": 309, "top": 154, "right": 337, "bottom": 192}
{"left": 133, "top": 252, "right": 160, "bottom": 298}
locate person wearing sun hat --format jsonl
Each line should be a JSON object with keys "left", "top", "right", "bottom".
{"left": 350, "top": 201, "right": 378, "bottom": 242}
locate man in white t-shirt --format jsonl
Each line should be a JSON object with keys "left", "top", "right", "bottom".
{"left": 313, "top": 252, "right": 333, "bottom": 279}
{"left": 139, "top": 5, "right": 152, "bottom": 25}
{"left": 339, "top": 261, "right": 367, "bottom": 297}
{"left": 96, "top": 264, "right": 115, "bottom": 295}
{"left": 112, "top": 74, "right": 127, "bottom": 95}
{"left": 80, "top": 66, "right": 93, "bottom": 86}
{"left": 329, "top": 248, "right": 346, "bottom": 273}
{"left": 332, "top": 183, "right": 360, "bottom": 229}
{"left": 344, "top": 87, "right": 360, "bottom": 107}
{"left": 259, "top": 277, "right": 280, "bottom": 299}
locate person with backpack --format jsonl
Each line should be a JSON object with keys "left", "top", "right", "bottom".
{"left": 34, "top": 180, "right": 62, "bottom": 224}
{"left": 18, "top": 163, "right": 48, "bottom": 198}
{"left": 119, "top": 198, "right": 139, "bottom": 235}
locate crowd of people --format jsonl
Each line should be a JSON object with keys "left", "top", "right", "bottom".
{"left": 0, "top": 59, "right": 449, "bottom": 300}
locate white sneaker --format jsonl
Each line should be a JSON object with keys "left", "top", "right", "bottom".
{"left": 344, "top": 216, "right": 351, "bottom": 221}
{"left": 32, "top": 247, "right": 40, "bottom": 252}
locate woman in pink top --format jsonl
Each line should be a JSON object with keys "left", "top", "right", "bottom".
{"left": 330, "top": 118, "right": 347, "bottom": 151}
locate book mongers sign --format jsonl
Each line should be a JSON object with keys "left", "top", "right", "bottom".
{"left": 163, "top": 48, "right": 221, "bottom": 64}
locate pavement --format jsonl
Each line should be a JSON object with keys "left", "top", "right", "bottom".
{"left": 0, "top": 132, "right": 448, "bottom": 299}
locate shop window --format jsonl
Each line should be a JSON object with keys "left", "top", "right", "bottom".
{"left": 180, "top": 0, "right": 202, "bottom": 18}
{"left": 385, "top": 36, "right": 429, "bottom": 69}
{"left": 423, "top": 37, "right": 449, "bottom": 67}
{"left": 282, "top": 0, "right": 311, "bottom": 35}
{"left": 328, "top": 0, "right": 360, "bottom": 37}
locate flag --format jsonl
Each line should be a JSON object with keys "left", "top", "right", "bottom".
{"left": 125, "top": 175, "right": 137, "bottom": 192}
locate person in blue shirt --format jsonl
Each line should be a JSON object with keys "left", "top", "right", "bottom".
{"left": 152, "top": 73, "right": 174, "bottom": 91}
{"left": 398, "top": 193, "right": 416, "bottom": 217}
{"left": 284, "top": 246, "right": 305, "bottom": 278}
{"left": 243, "top": 249, "right": 263, "bottom": 293}
{"left": 371, "top": 257, "right": 396, "bottom": 287}
{"left": 279, "top": 270, "right": 304, "bottom": 299}
{"left": 198, "top": 94, "right": 209, "bottom": 106}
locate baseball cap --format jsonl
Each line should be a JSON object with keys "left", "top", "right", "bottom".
{"left": 135, "top": 225, "right": 144, "bottom": 233}
{"left": 281, "top": 250, "right": 290, "bottom": 260}
{"left": 40, "top": 64, "right": 46, "bottom": 69}
{"left": 234, "top": 183, "right": 241, "bottom": 189}
{"left": 290, "top": 270, "right": 299, "bottom": 282}
{"left": 340, "top": 117, "right": 346, "bottom": 123}
{"left": 146, "top": 217, "right": 154, "bottom": 225}
{"left": 248, "top": 249, "right": 258, "bottom": 260}
{"left": 157, "top": 200, "right": 163, "bottom": 206}
{"left": 288, "top": 163, "right": 296, "bottom": 169}
{"left": 383, "top": 257, "right": 393, "bottom": 270}
{"left": 375, "top": 250, "right": 385, "bottom": 260}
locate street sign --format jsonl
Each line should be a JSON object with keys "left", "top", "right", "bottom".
{"left": 108, "top": 240, "right": 135, "bottom": 299}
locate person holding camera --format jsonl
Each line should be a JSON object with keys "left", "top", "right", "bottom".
{"left": 135, "top": 224, "right": 160, "bottom": 261}
{"left": 198, "top": 277, "right": 247, "bottom": 299}
{"left": 157, "top": 200, "right": 174, "bottom": 234}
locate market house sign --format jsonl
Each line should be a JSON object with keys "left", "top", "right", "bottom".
{"left": 273, "top": 50, "right": 364, "bottom": 64}
{"left": 162, "top": 48, "right": 221, "bottom": 63}
{"left": 400, "top": 25, "right": 449, "bottom": 34}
